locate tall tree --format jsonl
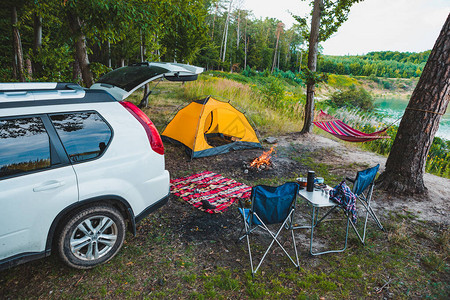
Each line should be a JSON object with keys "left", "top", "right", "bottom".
{"left": 220, "top": 0, "right": 233, "bottom": 64}
{"left": 66, "top": 11, "right": 93, "bottom": 87}
{"left": 211, "top": 1, "right": 219, "bottom": 40}
{"left": 377, "top": 14, "right": 450, "bottom": 195}
{"left": 244, "top": 18, "right": 248, "bottom": 69}
{"left": 301, "top": 0, "right": 322, "bottom": 133}
{"left": 32, "top": 12, "right": 42, "bottom": 75}
{"left": 271, "top": 22, "right": 284, "bottom": 73}
{"left": 296, "top": 0, "right": 362, "bottom": 133}
{"left": 11, "top": 5, "right": 25, "bottom": 81}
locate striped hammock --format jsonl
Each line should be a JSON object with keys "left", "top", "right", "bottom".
{"left": 313, "top": 110, "right": 390, "bottom": 142}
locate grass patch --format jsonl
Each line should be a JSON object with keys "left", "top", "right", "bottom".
{"left": 184, "top": 75, "right": 304, "bottom": 136}
{"left": 326, "top": 74, "right": 360, "bottom": 88}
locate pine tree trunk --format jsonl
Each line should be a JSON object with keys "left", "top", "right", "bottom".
{"left": 244, "top": 19, "right": 247, "bottom": 69}
{"left": 301, "top": 0, "right": 323, "bottom": 133}
{"left": 299, "top": 51, "right": 303, "bottom": 73}
{"left": 67, "top": 12, "right": 93, "bottom": 87}
{"left": 25, "top": 58, "right": 33, "bottom": 78}
{"left": 33, "top": 13, "right": 42, "bottom": 75}
{"left": 211, "top": 2, "right": 218, "bottom": 40}
{"left": 221, "top": 0, "right": 233, "bottom": 64}
{"left": 271, "top": 22, "right": 284, "bottom": 73}
{"left": 11, "top": 6, "right": 25, "bottom": 82}
{"left": 377, "top": 13, "right": 450, "bottom": 195}
{"left": 72, "top": 58, "right": 82, "bottom": 83}
{"left": 236, "top": 11, "right": 240, "bottom": 48}
{"left": 140, "top": 32, "right": 150, "bottom": 108}
{"left": 271, "top": 40, "right": 279, "bottom": 73}
{"left": 107, "top": 40, "right": 111, "bottom": 68}
{"left": 33, "top": 14, "right": 42, "bottom": 50}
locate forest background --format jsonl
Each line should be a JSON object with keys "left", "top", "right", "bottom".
{"left": 0, "top": 0, "right": 448, "bottom": 178}
{"left": 1, "top": 0, "right": 430, "bottom": 82}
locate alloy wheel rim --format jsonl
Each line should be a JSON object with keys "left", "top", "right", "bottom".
{"left": 70, "top": 215, "right": 118, "bottom": 261}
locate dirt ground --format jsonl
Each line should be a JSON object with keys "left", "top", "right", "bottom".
{"left": 166, "top": 132, "right": 449, "bottom": 226}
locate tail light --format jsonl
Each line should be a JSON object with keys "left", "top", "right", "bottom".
{"left": 119, "top": 101, "right": 164, "bottom": 155}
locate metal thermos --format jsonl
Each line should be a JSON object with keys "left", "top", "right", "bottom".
{"left": 307, "top": 171, "right": 315, "bottom": 192}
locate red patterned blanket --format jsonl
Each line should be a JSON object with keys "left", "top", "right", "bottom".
{"left": 170, "top": 171, "right": 251, "bottom": 213}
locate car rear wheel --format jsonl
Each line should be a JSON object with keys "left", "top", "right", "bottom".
{"left": 56, "top": 205, "right": 126, "bottom": 269}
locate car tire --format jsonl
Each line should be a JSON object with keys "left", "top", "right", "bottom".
{"left": 56, "top": 205, "right": 126, "bottom": 269}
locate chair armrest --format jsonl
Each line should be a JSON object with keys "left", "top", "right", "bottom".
{"left": 346, "top": 177, "right": 355, "bottom": 183}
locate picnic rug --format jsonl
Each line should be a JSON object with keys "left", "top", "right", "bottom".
{"left": 170, "top": 171, "right": 251, "bottom": 213}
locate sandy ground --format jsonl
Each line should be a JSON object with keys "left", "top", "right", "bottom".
{"left": 276, "top": 133, "right": 450, "bottom": 224}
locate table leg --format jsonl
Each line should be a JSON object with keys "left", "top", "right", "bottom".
{"left": 310, "top": 206, "right": 351, "bottom": 256}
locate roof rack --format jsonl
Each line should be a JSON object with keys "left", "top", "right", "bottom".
{"left": 0, "top": 82, "right": 82, "bottom": 92}
{"left": 0, "top": 89, "right": 86, "bottom": 102}
{"left": 0, "top": 82, "right": 86, "bottom": 102}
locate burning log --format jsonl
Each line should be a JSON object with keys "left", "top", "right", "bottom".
{"left": 244, "top": 147, "right": 275, "bottom": 172}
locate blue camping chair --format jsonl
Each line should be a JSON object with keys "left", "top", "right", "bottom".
{"left": 238, "top": 182, "right": 300, "bottom": 276}
{"left": 346, "top": 164, "right": 384, "bottom": 244}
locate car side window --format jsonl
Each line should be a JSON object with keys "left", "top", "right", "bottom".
{"left": 50, "top": 112, "right": 112, "bottom": 163}
{"left": 0, "top": 117, "right": 51, "bottom": 179}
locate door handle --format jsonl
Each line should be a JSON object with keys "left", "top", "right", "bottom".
{"left": 33, "top": 180, "right": 65, "bottom": 192}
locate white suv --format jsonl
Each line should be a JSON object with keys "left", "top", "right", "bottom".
{"left": 0, "top": 62, "right": 203, "bottom": 270}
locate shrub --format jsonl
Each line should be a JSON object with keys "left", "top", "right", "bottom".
{"left": 259, "top": 76, "right": 285, "bottom": 108}
{"left": 382, "top": 80, "right": 393, "bottom": 90}
{"left": 328, "top": 85, "right": 374, "bottom": 111}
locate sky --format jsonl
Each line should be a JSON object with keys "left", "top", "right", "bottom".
{"left": 241, "top": 0, "right": 450, "bottom": 55}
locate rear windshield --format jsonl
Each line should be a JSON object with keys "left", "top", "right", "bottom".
{"left": 50, "top": 112, "right": 112, "bottom": 163}
{"left": 96, "top": 65, "right": 168, "bottom": 92}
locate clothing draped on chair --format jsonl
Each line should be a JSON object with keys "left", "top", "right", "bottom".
{"left": 329, "top": 181, "right": 358, "bottom": 224}
{"left": 313, "top": 110, "right": 390, "bottom": 142}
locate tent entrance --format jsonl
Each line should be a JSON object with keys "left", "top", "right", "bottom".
{"left": 205, "top": 133, "right": 241, "bottom": 147}
{"left": 203, "top": 109, "right": 244, "bottom": 147}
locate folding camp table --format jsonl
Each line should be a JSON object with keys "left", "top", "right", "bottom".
{"left": 294, "top": 186, "right": 350, "bottom": 255}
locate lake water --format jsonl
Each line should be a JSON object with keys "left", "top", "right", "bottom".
{"left": 375, "top": 97, "right": 450, "bottom": 141}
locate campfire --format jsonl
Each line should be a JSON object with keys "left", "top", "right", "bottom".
{"left": 244, "top": 147, "right": 275, "bottom": 172}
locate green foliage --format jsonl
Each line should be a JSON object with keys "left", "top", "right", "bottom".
{"left": 1, "top": 0, "right": 211, "bottom": 82}
{"left": 318, "top": 51, "right": 428, "bottom": 78}
{"left": 361, "top": 125, "right": 397, "bottom": 155}
{"left": 328, "top": 85, "right": 374, "bottom": 111}
{"left": 29, "top": 46, "right": 74, "bottom": 80}
{"left": 326, "top": 74, "right": 358, "bottom": 87}
{"left": 0, "top": 0, "right": 430, "bottom": 85}
{"left": 425, "top": 137, "right": 450, "bottom": 177}
{"left": 300, "top": 68, "right": 327, "bottom": 86}
{"left": 382, "top": 80, "right": 393, "bottom": 90}
{"left": 272, "top": 69, "right": 304, "bottom": 85}
{"left": 159, "top": 0, "right": 209, "bottom": 63}
{"left": 365, "top": 50, "right": 430, "bottom": 64}
{"left": 89, "top": 62, "right": 112, "bottom": 82}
